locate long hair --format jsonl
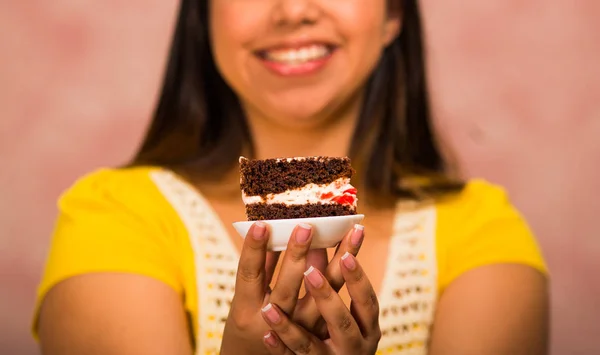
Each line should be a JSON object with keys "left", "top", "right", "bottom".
{"left": 130, "top": 0, "right": 463, "bottom": 203}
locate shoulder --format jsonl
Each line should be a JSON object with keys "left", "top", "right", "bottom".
{"left": 437, "top": 178, "right": 512, "bottom": 216}
{"left": 34, "top": 166, "right": 194, "bottom": 342}
{"left": 435, "top": 178, "right": 525, "bottom": 237}
{"left": 40, "top": 165, "right": 191, "bottom": 303}
{"left": 435, "top": 179, "right": 548, "bottom": 292}
{"left": 59, "top": 165, "right": 161, "bottom": 206}
{"left": 57, "top": 165, "right": 182, "bottom": 221}
{"left": 50, "top": 165, "right": 193, "bottom": 273}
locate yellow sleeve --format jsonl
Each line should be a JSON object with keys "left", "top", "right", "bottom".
{"left": 33, "top": 167, "right": 184, "bottom": 336}
{"left": 437, "top": 179, "right": 548, "bottom": 293}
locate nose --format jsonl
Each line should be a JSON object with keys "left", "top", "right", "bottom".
{"left": 272, "top": 0, "right": 320, "bottom": 27}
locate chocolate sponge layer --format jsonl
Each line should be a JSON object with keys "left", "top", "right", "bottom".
{"left": 240, "top": 156, "right": 354, "bottom": 197}
{"left": 245, "top": 203, "right": 355, "bottom": 221}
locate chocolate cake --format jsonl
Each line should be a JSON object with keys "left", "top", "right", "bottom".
{"left": 239, "top": 156, "right": 358, "bottom": 221}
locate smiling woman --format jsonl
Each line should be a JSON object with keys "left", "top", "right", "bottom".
{"left": 134, "top": 0, "right": 455, "bottom": 202}
{"left": 209, "top": 0, "right": 400, "bottom": 127}
{"left": 33, "top": 0, "right": 549, "bottom": 354}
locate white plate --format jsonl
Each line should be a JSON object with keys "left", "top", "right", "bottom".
{"left": 232, "top": 214, "right": 365, "bottom": 251}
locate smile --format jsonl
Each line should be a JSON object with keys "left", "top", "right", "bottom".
{"left": 255, "top": 43, "right": 336, "bottom": 76}
{"left": 260, "top": 45, "right": 333, "bottom": 64}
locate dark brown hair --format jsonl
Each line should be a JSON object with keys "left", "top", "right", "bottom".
{"left": 131, "top": 0, "right": 463, "bottom": 203}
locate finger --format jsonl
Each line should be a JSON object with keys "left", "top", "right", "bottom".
{"left": 306, "top": 249, "right": 328, "bottom": 274}
{"left": 265, "top": 251, "right": 282, "bottom": 288}
{"left": 304, "top": 249, "right": 328, "bottom": 294}
{"left": 262, "top": 303, "right": 325, "bottom": 355}
{"left": 263, "top": 331, "right": 294, "bottom": 355}
{"left": 299, "top": 249, "right": 328, "bottom": 339}
{"left": 304, "top": 266, "right": 363, "bottom": 347}
{"left": 340, "top": 252, "right": 380, "bottom": 338}
{"left": 325, "top": 224, "right": 364, "bottom": 291}
{"left": 270, "top": 224, "right": 313, "bottom": 314}
{"left": 234, "top": 222, "right": 269, "bottom": 308}
{"left": 294, "top": 225, "right": 364, "bottom": 331}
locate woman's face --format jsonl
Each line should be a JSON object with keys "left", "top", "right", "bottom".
{"left": 210, "top": 0, "right": 400, "bottom": 128}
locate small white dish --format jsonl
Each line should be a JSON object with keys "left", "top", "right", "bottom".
{"left": 232, "top": 214, "right": 365, "bottom": 251}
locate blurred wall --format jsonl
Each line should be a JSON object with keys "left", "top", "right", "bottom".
{"left": 0, "top": 2, "right": 179, "bottom": 354}
{"left": 422, "top": 2, "right": 600, "bottom": 354}
{"left": 1, "top": 1, "right": 598, "bottom": 354}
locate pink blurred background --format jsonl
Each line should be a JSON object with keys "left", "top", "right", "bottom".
{"left": 1, "top": 1, "right": 598, "bottom": 354}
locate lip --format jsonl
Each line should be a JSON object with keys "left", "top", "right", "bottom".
{"left": 257, "top": 50, "right": 336, "bottom": 77}
{"left": 253, "top": 39, "right": 338, "bottom": 77}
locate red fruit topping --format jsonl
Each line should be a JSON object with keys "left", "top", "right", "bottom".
{"left": 343, "top": 188, "right": 357, "bottom": 195}
{"left": 332, "top": 195, "right": 355, "bottom": 205}
{"left": 320, "top": 192, "right": 334, "bottom": 199}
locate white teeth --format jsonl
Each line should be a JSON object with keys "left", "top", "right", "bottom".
{"left": 265, "top": 45, "right": 330, "bottom": 64}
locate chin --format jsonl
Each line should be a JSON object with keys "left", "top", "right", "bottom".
{"left": 268, "top": 107, "right": 337, "bottom": 129}
{"left": 261, "top": 94, "right": 347, "bottom": 128}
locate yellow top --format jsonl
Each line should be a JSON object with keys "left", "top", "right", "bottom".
{"left": 32, "top": 166, "right": 547, "bottom": 353}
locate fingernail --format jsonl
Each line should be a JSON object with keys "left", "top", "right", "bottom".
{"left": 264, "top": 331, "right": 277, "bottom": 347}
{"left": 351, "top": 224, "right": 364, "bottom": 247}
{"left": 304, "top": 266, "right": 323, "bottom": 288}
{"left": 295, "top": 223, "right": 312, "bottom": 244}
{"left": 261, "top": 303, "right": 281, "bottom": 324}
{"left": 341, "top": 252, "right": 356, "bottom": 270}
{"left": 253, "top": 222, "right": 267, "bottom": 241}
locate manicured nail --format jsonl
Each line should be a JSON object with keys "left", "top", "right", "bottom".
{"left": 261, "top": 303, "right": 281, "bottom": 324}
{"left": 341, "top": 252, "right": 357, "bottom": 270}
{"left": 304, "top": 266, "right": 323, "bottom": 288}
{"left": 264, "top": 331, "right": 278, "bottom": 347}
{"left": 351, "top": 224, "right": 364, "bottom": 247}
{"left": 253, "top": 222, "right": 267, "bottom": 241}
{"left": 295, "top": 223, "right": 312, "bottom": 244}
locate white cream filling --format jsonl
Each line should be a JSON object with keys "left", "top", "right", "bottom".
{"left": 242, "top": 177, "right": 357, "bottom": 207}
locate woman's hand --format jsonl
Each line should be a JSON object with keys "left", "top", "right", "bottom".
{"left": 261, "top": 252, "right": 381, "bottom": 355}
{"left": 221, "top": 222, "right": 365, "bottom": 355}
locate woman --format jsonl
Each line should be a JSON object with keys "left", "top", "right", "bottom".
{"left": 34, "top": 0, "right": 549, "bottom": 354}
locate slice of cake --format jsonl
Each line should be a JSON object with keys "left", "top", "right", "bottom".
{"left": 239, "top": 156, "right": 358, "bottom": 221}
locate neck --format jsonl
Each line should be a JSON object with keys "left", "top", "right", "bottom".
{"left": 250, "top": 118, "right": 356, "bottom": 159}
